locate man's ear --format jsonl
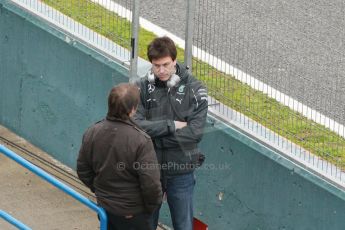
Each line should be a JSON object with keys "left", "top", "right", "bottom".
{"left": 129, "top": 106, "right": 137, "bottom": 117}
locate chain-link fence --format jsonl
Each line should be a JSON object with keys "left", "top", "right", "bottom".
{"left": 191, "top": 0, "right": 345, "bottom": 183}
{"left": 9, "top": 0, "right": 345, "bottom": 184}
{"left": 11, "top": 0, "right": 135, "bottom": 65}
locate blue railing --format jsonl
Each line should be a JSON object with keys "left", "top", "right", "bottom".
{"left": 0, "top": 210, "right": 31, "bottom": 230}
{"left": 0, "top": 145, "right": 107, "bottom": 230}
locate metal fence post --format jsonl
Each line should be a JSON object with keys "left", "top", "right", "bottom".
{"left": 184, "top": 0, "right": 196, "bottom": 71}
{"left": 129, "top": 0, "right": 140, "bottom": 82}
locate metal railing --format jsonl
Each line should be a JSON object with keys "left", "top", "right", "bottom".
{"left": 0, "top": 210, "right": 31, "bottom": 230}
{"left": 0, "top": 145, "right": 107, "bottom": 230}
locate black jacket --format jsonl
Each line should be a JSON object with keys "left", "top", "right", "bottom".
{"left": 77, "top": 117, "right": 162, "bottom": 216}
{"left": 134, "top": 63, "right": 208, "bottom": 175}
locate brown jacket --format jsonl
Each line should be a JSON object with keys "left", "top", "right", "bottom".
{"left": 77, "top": 117, "right": 162, "bottom": 216}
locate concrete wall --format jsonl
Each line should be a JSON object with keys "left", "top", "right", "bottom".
{"left": 1, "top": 1, "right": 345, "bottom": 229}
{"left": 193, "top": 117, "right": 345, "bottom": 229}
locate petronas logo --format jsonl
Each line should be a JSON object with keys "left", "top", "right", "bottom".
{"left": 178, "top": 85, "right": 185, "bottom": 93}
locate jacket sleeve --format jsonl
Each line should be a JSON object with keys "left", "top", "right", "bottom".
{"left": 136, "top": 138, "right": 163, "bottom": 213}
{"left": 162, "top": 83, "right": 208, "bottom": 147}
{"left": 77, "top": 128, "right": 96, "bottom": 193}
{"left": 133, "top": 80, "right": 175, "bottom": 138}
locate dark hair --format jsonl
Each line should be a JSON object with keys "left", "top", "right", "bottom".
{"left": 147, "top": 36, "right": 177, "bottom": 62}
{"left": 107, "top": 83, "right": 139, "bottom": 120}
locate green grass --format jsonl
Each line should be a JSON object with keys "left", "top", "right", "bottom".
{"left": 42, "top": 0, "right": 345, "bottom": 170}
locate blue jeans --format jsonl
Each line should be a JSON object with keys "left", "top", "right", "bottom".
{"left": 106, "top": 210, "right": 153, "bottom": 230}
{"left": 152, "top": 172, "right": 195, "bottom": 230}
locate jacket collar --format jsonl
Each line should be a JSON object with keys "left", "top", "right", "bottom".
{"left": 106, "top": 116, "right": 137, "bottom": 127}
{"left": 176, "top": 62, "right": 188, "bottom": 80}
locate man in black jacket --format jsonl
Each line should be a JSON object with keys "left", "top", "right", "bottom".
{"left": 134, "top": 36, "right": 208, "bottom": 230}
{"left": 77, "top": 83, "right": 162, "bottom": 230}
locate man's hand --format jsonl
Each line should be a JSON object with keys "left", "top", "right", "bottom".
{"left": 174, "top": 121, "right": 187, "bottom": 130}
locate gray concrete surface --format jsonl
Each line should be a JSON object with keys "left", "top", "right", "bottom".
{"left": 0, "top": 125, "right": 99, "bottom": 230}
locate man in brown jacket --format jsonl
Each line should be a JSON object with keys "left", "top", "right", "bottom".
{"left": 77, "top": 83, "right": 162, "bottom": 230}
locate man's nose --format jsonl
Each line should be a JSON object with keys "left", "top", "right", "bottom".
{"left": 158, "top": 66, "right": 165, "bottom": 73}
